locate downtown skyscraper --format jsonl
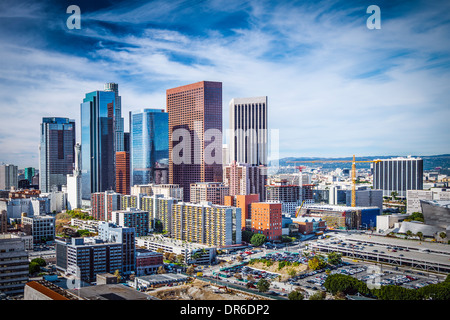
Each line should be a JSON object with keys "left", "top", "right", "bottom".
{"left": 229, "top": 96, "right": 268, "bottom": 166}
{"left": 167, "top": 81, "right": 223, "bottom": 202}
{"left": 129, "top": 109, "right": 169, "bottom": 186}
{"left": 39, "top": 117, "right": 75, "bottom": 193}
{"left": 80, "top": 83, "right": 122, "bottom": 200}
{"left": 104, "top": 83, "right": 125, "bottom": 152}
{"left": 373, "top": 156, "right": 424, "bottom": 198}
{"left": 66, "top": 143, "right": 82, "bottom": 210}
{"left": 228, "top": 96, "right": 268, "bottom": 200}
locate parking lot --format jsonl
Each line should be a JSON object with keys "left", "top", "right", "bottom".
{"left": 287, "top": 260, "right": 441, "bottom": 291}
{"left": 202, "top": 231, "right": 448, "bottom": 297}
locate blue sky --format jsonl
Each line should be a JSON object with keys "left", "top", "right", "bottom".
{"left": 0, "top": 0, "right": 449, "bottom": 168}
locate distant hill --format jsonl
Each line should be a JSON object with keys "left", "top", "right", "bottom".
{"left": 273, "top": 154, "right": 450, "bottom": 173}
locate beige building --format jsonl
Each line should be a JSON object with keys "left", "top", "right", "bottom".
{"left": 407, "top": 188, "right": 450, "bottom": 214}
{"left": 131, "top": 184, "right": 183, "bottom": 200}
{"left": 171, "top": 201, "right": 241, "bottom": 247}
{"left": 223, "top": 161, "right": 266, "bottom": 200}
{"left": 190, "top": 182, "right": 229, "bottom": 205}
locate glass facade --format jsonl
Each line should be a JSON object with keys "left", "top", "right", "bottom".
{"left": 130, "top": 109, "right": 169, "bottom": 186}
{"left": 81, "top": 90, "right": 116, "bottom": 199}
{"left": 39, "top": 117, "right": 75, "bottom": 193}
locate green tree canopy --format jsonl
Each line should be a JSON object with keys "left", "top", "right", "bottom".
{"left": 309, "top": 291, "right": 326, "bottom": 300}
{"left": 242, "top": 230, "right": 254, "bottom": 243}
{"left": 256, "top": 278, "right": 270, "bottom": 292}
{"left": 250, "top": 233, "right": 266, "bottom": 246}
{"left": 288, "top": 290, "right": 304, "bottom": 300}
{"left": 31, "top": 258, "right": 47, "bottom": 267}
{"left": 323, "top": 274, "right": 369, "bottom": 296}
{"left": 404, "top": 212, "right": 424, "bottom": 223}
{"left": 327, "top": 252, "right": 342, "bottom": 265}
{"left": 29, "top": 262, "right": 40, "bottom": 274}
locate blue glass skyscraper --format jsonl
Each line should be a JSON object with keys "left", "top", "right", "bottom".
{"left": 129, "top": 109, "right": 169, "bottom": 186}
{"left": 39, "top": 117, "right": 75, "bottom": 193}
{"left": 81, "top": 89, "right": 116, "bottom": 200}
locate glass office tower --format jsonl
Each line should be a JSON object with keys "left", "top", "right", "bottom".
{"left": 130, "top": 109, "right": 169, "bottom": 186}
{"left": 104, "top": 83, "right": 124, "bottom": 152}
{"left": 81, "top": 90, "right": 116, "bottom": 200}
{"left": 39, "top": 117, "right": 75, "bottom": 193}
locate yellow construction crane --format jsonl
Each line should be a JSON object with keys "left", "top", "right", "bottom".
{"left": 287, "top": 155, "right": 381, "bottom": 207}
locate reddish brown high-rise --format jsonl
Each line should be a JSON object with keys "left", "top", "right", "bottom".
{"left": 115, "top": 151, "right": 130, "bottom": 195}
{"left": 167, "top": 81, "right": 223, "bottom": 202}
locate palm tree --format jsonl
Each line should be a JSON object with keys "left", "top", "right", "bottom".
{"left": 405, "top": 230, "right": 412, "bottom": 239}
{"left": 439, "top": 232, "right": 446, "bottom": 242}
{"left": 416, "top": 231, "right": 424, "bottom": 241}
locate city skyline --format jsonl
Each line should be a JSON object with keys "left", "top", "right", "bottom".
{"left": 0, "top": 0, "right": 450, "bottom": 168}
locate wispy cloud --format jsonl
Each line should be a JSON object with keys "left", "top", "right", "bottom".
{"left": 0, "top": 0, "right": 449, "bottom": 167}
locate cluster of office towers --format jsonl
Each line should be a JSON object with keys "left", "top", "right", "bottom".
{"left": 39, "top": 81, "right": 268, "bottom": 202}
{"left": 37, "top": 81, "right": 270, "bottom": 239}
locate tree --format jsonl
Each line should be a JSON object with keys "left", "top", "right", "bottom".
{"left": 288, "top": 268, "right": 297, "bottom": 278}
{"left": 31, "top": 258, "right": 46, "bottom": 267}
{"left": 29, "top": 262, "right": 41, "bottom": 274}
{"left": 154, "top": 220, "right": 163, "bottom": 232}
{"left": 309, "top": 291, "right": 326, "bottom": 300}
{"left": 157, "top": 266, "right": 166, "bottom": 274}
{"left": 250, "top": 233, "right": 266, "bottom": 246}
{"left": 281, "top": 235, "right": 295, "bottom": 243}
{"left": 327, "top": 252, "right": 342, "bottom": 265}
{"left": 405, "top": 230, "right": 413, "bottom": 239}
{"left": 416, "top": 231, "right": 424, "bottom": 241}
{"left": 308, "top": 256, "right": 326, "bottom": 271}
{"left": 391, "top": 191, "right": 398, "bottom": 201}
{"left": 288, "top": 290, "right": 304, "bottom": 300}
{"left": 114, "top": 269, "right": 122, "bottom": 282}
{"left": 168, "top": 252, "right": 177, "bottom": 262}
{"left": 76, "top": 229, "right": 91, "bottom": 237}
{"left": 176, "top": 254, "right": 185, "bottom": 264}
{"left": 186, "top": 265, "right": 195, "bottom": 275}
{"left": 439, "top": 232, "right": 447, "bottom": 242}
{"left": 323, "top": 274, "right": 369, "bottom": 296}
{"left": 242, "top": 230, "right": 254, "bottom": 243}
{"left": 256, "top": 278, "right": 270, "bottom": 292}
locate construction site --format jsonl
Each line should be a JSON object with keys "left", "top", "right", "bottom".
{"left": 145, "top": 278, "right": 272, "bottom": 300}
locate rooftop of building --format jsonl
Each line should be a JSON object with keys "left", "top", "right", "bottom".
{"left": 68, "top": 283, "right": 157, "bottom": 300}
{"left": 190, "top": 182, "right": 227, "bottom": 186}
{"left": 112, "top": 207, "right": 149, "bottom": 213}
{"left": 136, "top": 273, "right": 188, "bottom": 286}
{"left": 421, "top": 200, "right": 450, "bottom": 208}
{"left": 22, "top": 215, "right": 55, "bottom": 220}
{"left": 292, "top": 217, "right": 324, "bottom": 223}
{"left": 175, "top": 201, "right": 237, "bottom": 209}
{"left": 302, "top": 204, "right": 380, "bottom": 211}
{"left": 137, "top": 234, "right": 212, "bottom": 250}
{"left": 376, "top": 156, "right": 422, "bottom": 161}
{"left": 136, "top": 248, "right": 163, "bottom": 256}
{"left": 26, "top": 280, "right": 80, "bottom": 300}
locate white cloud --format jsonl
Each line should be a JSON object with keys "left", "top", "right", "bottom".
{"left": 0, "top": 0, "right": 449, "bottom": 168}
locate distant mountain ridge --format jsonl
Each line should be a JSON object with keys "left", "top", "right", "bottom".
{"left": 273, "top": 154, "right": 450, "bottom": 172}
